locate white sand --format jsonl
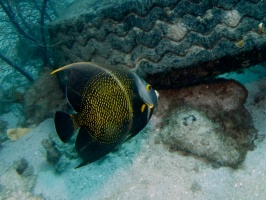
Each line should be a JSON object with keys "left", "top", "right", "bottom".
{"left": 1, "top": 65, "right": 266, "bottom": 200}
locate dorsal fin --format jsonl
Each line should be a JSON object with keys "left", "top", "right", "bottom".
{"left": 50, "top": 62, "right": 102, "bottom": 75}
{"left": 51, "top": 62, "right": 108, "bottom": 112}
{"left": 51, "top": 62, "right": 134, "bottom": 113}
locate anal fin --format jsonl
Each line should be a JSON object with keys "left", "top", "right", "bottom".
{"left": 75, "top": 127, "right": 116, "bottom": 168}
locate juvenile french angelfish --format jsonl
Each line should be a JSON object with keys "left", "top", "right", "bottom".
{"left": 51, "top": 62, "right": 158, "bottom": 167}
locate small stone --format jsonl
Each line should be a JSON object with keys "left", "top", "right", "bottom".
{"left": 42, "top": 139, "right": 61, "bottom": 165}
{"left": 7, "top": 128, "right": 31, "bottom": 141}
{"left": 15, "top": 158, "right": 29, "bottom": 175}
{"left": 190, "top": 181, "right": 202, "bottom": 192}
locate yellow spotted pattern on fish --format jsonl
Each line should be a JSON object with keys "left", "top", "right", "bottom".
{"left": 74, "top": 71, "right": 134, "bottom": 144}
{"left": 51, "top": 62, "right": 159, "bottom": 167}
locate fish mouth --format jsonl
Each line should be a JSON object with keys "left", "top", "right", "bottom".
{"left": 155, "top": 90, "right": 159, "bottom": 98}
{"left": 146, "top": 103, "right": 154, "bottom": 108}
{"left": 144, "top": 90, "right": 159, "bottom": 108}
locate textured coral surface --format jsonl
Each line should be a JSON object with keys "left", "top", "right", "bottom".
{"left": 50, "top": 0, "right": 266, "bottom": 88}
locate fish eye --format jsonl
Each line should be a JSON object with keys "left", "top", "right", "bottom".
{"left": 146, "top": 84, "right": 152, "bottom": 92}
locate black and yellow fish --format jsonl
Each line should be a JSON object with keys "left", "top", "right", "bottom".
{"left": 51, "top": 62, "right": 158, "bottom": 167}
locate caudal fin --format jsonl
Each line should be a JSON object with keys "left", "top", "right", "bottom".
{"left": 54, "top": 111, "right": 76, "bottom": 143}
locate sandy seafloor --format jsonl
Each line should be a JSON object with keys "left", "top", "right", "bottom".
{"left": 0, "top": 64, "right": 266, "bottom": 200}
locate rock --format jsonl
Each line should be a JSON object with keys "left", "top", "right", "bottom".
{"left": 7, "top": 128, "right": 32, "bottom": 141}
{"left": 15, "top": 158, "right": 33, "bottom": 177}
{"left": 43, "top": 135, "right": 80, "bottom": 173}
{"left": 154, "top": 79, "right": 257, "bottom": 167}
{"left": 49, "top": 0, "right": 266, "bottom": 89}
{"left": 254, "top": 77, "right": 266, "bottom": 109}
{"left": 23, "top": 67, "right": 66, "bottom": 126}
{"left": 42, "top": 139, "right": 61, "bottom": 166}
{"left": 254, "top": 93, "right": 266, "bottom": 108}
{"left": 16, "top": 158, "right": 29, "bottom": 175}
